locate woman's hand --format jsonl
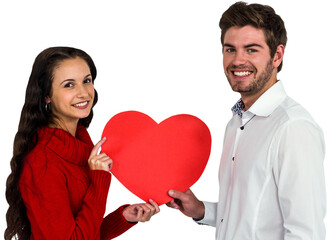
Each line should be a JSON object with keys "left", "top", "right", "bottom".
{"left": 88, "top": 137, "right": 112, "bottom": 172}
{"left": 123, "top": 199, "right": 160, "bottom": 223}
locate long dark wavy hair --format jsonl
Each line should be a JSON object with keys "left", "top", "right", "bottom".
{"left": 5, "top": 47, "right": 98, "bottom": 240}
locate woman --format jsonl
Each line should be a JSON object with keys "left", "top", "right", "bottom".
{"left": 5, "top": 47, "right": 160, "bottom": 240}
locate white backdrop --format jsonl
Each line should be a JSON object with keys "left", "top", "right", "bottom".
{"left": 1, "top": 0, "right": 326, "bottom": 239}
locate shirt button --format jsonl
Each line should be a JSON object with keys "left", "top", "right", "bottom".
{"left": 221, "top": 219, "right": 224, "bottom": 222}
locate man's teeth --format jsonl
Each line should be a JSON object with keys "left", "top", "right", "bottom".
{"left": 234, "top": 71, "right": 251, "bottom": 77}
{"left": 74, "top": 101, "right": 88, "bottom": 107}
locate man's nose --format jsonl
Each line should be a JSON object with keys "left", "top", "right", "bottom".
{"left": 232, "top": 51, "right": 247, "bottom": 65}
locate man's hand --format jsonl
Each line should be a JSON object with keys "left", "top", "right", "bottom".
{"left": 166, "top": 189, "right": 205, "bottom": 220}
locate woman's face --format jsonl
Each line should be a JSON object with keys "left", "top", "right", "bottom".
{"left": 47, "top": 57, "right": 95, "bottom": 127}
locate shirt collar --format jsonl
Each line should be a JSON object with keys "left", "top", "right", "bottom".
{"left": 231, "top": 99, "right": 245, "bottom": 118}
{"left": 231, "top": 81, "right": 287, "bottom": 118}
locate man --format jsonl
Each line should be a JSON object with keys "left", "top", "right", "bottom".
{"left": 167, "top": 2, "right": 326, "bottom": 239}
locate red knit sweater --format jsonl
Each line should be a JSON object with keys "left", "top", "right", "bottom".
{"left": 19, "top": 125, "right": 135, "bottom": 239}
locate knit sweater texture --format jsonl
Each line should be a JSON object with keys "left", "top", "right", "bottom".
{"left": 19, "top": 125, "right": 135, "bottom": 239}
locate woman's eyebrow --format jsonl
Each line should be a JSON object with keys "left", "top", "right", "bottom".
{"left": 84, "top": 74, "right": 92, "bottom": 79}
{"left": 60, "top": 74, "right": 92, "bottom": 85}
{"left": 60, "top": 79, "right": 75, "bottom": 85}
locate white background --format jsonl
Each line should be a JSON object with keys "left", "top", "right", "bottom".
{"left": 1, "top": 0, "right": 326, "bottom": 239}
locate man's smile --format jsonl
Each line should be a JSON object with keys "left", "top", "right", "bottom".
{"left": 232, "top": 71, "right": 252, "bottom": 77}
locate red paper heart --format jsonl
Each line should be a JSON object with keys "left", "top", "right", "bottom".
{"left": 101, "top": 111, "right": 211, "bottom": 205}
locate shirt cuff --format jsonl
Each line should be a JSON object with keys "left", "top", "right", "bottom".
{"left": 194, "top": 201, "right": 217, "bottom": 227}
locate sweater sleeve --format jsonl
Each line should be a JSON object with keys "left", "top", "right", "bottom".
{"left": 100, "top": 205, "right": 136, "bottom": 240}
{"left": 19, "top": 158, "right": 111, "bottom": 239}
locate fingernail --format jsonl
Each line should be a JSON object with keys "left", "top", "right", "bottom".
{"left": 168, "top": 190, "right": 174, "bottom": 196}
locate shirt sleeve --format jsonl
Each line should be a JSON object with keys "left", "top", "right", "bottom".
{"left": 195, "top": 201, "right": 217, "bottom": 227}
{"left": 20, "top": 162, "right": 111, "bottom": 239}
{"left": 273, "top": 119, "right": 326, "bottom": 239}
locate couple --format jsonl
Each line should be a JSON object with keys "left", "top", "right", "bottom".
{"left": 5, "top": 2, "right": 326, "bottom": 240}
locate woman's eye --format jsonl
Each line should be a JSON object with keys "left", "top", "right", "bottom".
{"left": 64, "top": 82, "right": 74, "bottom": 88}
{"left": 84, "top": 78, "right": 92, "bottom": 84}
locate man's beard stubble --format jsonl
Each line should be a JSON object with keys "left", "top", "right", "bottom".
{"left": 227, "top": 58, "right": 274, "bottom": 96}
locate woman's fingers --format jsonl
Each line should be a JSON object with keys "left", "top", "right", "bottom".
{"left": 136, "top": 200, "right": 160, "bottom": 222}
{"left": 89, "top": 137, "right": 106, "bottom": 158}
{"left": 136, "top": 204, "right": 153, "bottom": 222}
{"left": 122, "top": 200, "right": 160, "bottom": 222}
{"left": 149, "top": 199, "right": 160, "bottom": 213}
{"left": 88, "top": 138, "right": 112, "bottom": 172}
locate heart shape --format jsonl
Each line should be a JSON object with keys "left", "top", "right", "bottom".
{"left": 101, "top": 111, "right": 211, "bottom": 205}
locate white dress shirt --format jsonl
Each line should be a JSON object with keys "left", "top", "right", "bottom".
{"left": 198, "top": 81, "right": 326, "bottom": 239}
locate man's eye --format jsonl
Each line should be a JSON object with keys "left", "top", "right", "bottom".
{"left": 226, "top": 48, "right": 235, "bottom": 53}
{"left": 247, "top": 49, "right": 258, "bottom": 53}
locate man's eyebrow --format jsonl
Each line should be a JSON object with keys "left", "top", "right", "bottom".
{"left": 223, "top": 43, "right": 264, "bottom": 49}
{"left": 244, "top": 43, "right": 264, "bottom": 48}
{"left": 223, "top": 43, "right": 235, "bottom": 48}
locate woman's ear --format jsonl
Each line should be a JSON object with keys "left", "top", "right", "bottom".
{"left": 45, "top": 97, "right": 51, "bottom": 104}
{"left": 273, "top": 44, "right": 285, "bottom": 69}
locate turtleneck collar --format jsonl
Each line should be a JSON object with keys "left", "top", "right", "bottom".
{"left": 37, "top": 125, "right": 94, "bottom": 166}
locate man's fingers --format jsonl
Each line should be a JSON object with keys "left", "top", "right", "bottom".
{"left": 166, "top": 200, "right": 180, "bottom": 209}
{"left": 168, "top": 189, "right": 190, "bottom": 202}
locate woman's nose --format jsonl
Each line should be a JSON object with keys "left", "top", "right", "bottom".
{"left": 76, "top": 85, "right": 89, "bottom": 98}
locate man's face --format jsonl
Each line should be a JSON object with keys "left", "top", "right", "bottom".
{"left": 223, "top": 25, "right": 276, "bottom": 98}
